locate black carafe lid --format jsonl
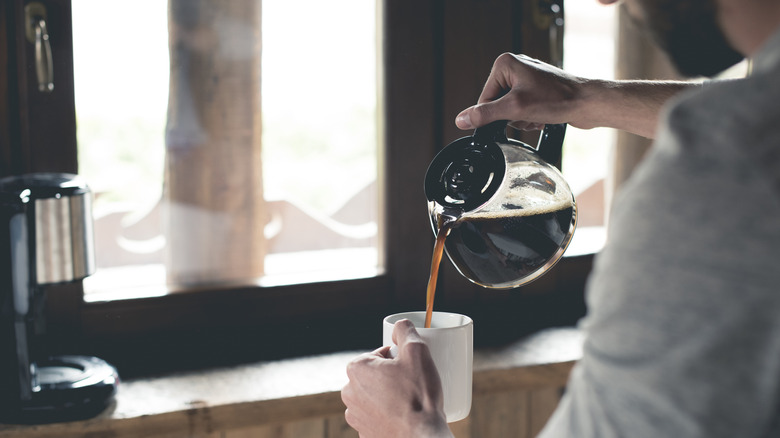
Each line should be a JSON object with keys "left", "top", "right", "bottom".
{"left": 424, "top": 120, "right": 508, "bottom": 213}
{"left": 425, "top": 121, "right": 567, "bottom": 215}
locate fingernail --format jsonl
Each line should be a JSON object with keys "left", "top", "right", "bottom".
{"left": 456, "top": 112, "right": 473, "bottom": 129}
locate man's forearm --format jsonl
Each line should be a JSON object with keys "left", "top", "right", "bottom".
{"left": 577, "top": 79, "right": 698, "bottom": 139}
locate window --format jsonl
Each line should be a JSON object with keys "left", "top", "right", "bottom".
{"left": 73, "top": 0, "right": 382, "bottom": 296}
{"left": 1, "top": 0, "right": 591, "bottom": 373}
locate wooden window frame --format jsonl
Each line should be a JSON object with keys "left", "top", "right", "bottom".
{"left": 1, "top": 0, "right": 589, "bottom": 377}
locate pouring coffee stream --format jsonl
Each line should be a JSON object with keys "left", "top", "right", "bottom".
{"left": 423, "top": 121, "right": 576, "bottom": 327}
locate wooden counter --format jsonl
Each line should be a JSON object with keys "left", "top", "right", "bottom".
{"left": 0, "top": 326, "right": 582, "bottom": 438}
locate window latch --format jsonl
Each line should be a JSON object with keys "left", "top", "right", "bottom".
{"left": 25, "top": 1, "right": 54, "bottom": 93}
{"left": 532, "top": 0, "right": 564, "bottom": 69}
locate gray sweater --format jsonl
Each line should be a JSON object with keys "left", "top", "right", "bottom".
{"left": 539, "top": 30, "right": 780, "bottom": 438}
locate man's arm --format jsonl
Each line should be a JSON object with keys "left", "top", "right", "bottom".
{"left": 455, "top": 53, "right": 696, "bottom": 139}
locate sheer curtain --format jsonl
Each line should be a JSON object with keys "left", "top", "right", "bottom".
{"left": 165, "top": 0, "right": 267, "bottom": 285}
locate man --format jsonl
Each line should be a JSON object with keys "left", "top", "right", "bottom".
{"left": 341, "top": 0, "right": 780, "bottom": 436}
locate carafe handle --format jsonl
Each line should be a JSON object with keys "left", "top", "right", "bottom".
{"left": 473, "top": 121, "right": 566, "bottom": 167}
{"left": 536, "top": 123, "right": 567, "bottom": 168}
{"left": 473, "top": 120, "right": 509, "bottom": 144}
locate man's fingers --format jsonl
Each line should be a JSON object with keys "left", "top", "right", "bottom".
{"left": 391, "top": 319, "right": 422, "bottom": 347}
{"left": 455, "top": 108, "right": 475, "bottom": 129}
{"left": 477, "top": 52, "right": 519, "bottom": 104}
{"left": 343, "top": 406, "right": 367, "bottom": 435}
{"left": 457, "top": 90, "right": 548, "bottom": 132}
{"left": 391, "top": 320, "right": 439, "bottom": 370}
{"left": 457, "top": 94, "right": 524, "bottom": 130}
{"left": 457, "top": 103, "right": 497, "bottom": 130}
{"left": 508, "top": 120, "right": 545, "bottom": 131}
{"left": 373, "top": 345, "right": 393, "bottom": 358}
{"left": 346, "top": 351, "right": 382, "bottom": 383}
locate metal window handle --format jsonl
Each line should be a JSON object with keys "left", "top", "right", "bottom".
{"left": 548, "top": 2, "right": 564, "bottom": 69}
{"left": 25, "top": 2, "right": 54, "bottom": 93}
{"left": 34, "top": 18, "right": 54, "bottom": 92}
{"left": 532, "top": 0, "right": 565, "bottom": 68}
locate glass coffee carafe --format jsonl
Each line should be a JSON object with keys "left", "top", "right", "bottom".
{"left": 424, "top": 121, "right": 577, "bottom": 289}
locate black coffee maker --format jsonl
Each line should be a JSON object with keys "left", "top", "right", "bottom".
{"left": 0, "top": 173, "right": 118, "bottom": 424}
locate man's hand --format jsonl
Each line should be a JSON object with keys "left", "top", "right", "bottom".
{"left": 341, "top": 320, "right": 453, "bottom": 438}
{"left": 456, "top": 53, "right": 586, "bottom": 132}
{"left": 456, "top": 53, "right": 692, "bottom": 139}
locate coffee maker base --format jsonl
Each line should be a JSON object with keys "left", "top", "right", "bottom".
{"left": 0, "top": 355, "right": 119, "bottom": 425}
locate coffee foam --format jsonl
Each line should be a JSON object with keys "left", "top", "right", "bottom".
{"left": 465, "top": 165, "right": 574, "bottom": 219}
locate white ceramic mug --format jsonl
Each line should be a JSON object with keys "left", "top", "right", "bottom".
{"left": 382, "top": 311, "right": 473, "bottom": 423}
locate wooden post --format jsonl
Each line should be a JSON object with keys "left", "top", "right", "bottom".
{"left": 164, "top": 0, "right": 266, "bottom": 286}
{"left": 606, "top": 4, "right": 682, "bottom": 224}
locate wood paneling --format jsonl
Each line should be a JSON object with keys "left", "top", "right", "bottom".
{"left": 0, "top": 327, "right": 579, "bottom": 438}
{"left": 0, "top": 388, "right": 561, "bottom": 438}
{"left": 530, "top": 387, "right": 563, "bottom": 436}
{"left": 382, "top": 0, "right": 441, "bottom": 310}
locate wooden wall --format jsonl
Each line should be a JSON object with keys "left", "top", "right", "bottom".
{"left": 0, "top": 328, "right": 580, "bottom": 438}
{"left": 160, "top": 387, "right": 563, "bottom": 438}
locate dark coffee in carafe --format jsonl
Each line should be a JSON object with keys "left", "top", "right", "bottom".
{"left": 441, "top": 202, "right": 574, "bottom": 288}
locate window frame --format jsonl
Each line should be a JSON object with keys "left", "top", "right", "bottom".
{"left": 1, "top": 0, "right": 590, "bottom": 375}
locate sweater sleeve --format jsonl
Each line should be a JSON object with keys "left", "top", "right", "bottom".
{"left": 537, "top": 82, "right": 780, "bottom": 438}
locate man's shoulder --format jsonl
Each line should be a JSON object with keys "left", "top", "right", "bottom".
{"left": 661, "top": 69, "right": 780, "bottom": 199}
{"left": 664, "top": 71, "right": 780, "bottom": 146}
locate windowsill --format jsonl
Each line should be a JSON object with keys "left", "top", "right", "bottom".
{"left": 81, "top": 226, "right": 606, "bottom": 304}
{"left": 0, "top": 326, "right": 583, "bottom": 437}
{"left": 564, "top": 225, "right": 606, "bottom": 257}
{"left": 83, "top": 247, "right": 382, "bottom": 303}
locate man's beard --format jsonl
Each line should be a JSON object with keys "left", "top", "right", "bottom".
{"left": 633, "top": 0, "right": 744, "bottom": 77}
